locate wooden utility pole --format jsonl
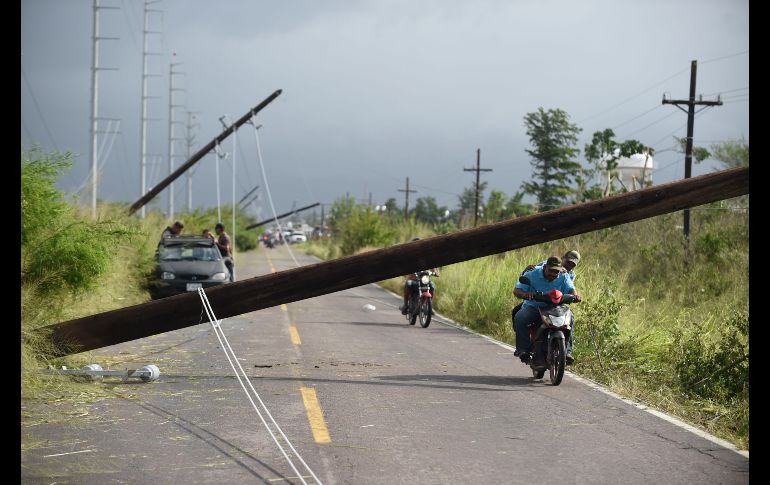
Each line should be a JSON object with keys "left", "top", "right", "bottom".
{"left": 237, "top": 184, "right": 260, "bottom": 207}
{"left": 245, "top": 202, "right": 320, "bottom": 230}
{"left": 398, "top": 177, "right": 417, "bottom": 221}
{"left": 39, "top": 167, "right": 748, "bottom": 356}
{"left": 464, "top": 148, "right": 493, "bottom": 227}
{"left": 662, "top": 60, "right": 722, "bottom": 239}
{"left": 128, "top": 89, "right": 282, "bottom": 215}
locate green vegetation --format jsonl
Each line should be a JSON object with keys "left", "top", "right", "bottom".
{"left": 22, "top": 140, "right": 748, "bottom": 452}
{"left": 303, "top": 197, "right": 749, "bottom": 451}
{"left": 521, "top": 107, "right": 583, "bottom": 209}
{"left": 21, "top": 148, "right": 258, "bottom": 401}
{"left": 22, "top": 148, "right": 146, "bottom": 400}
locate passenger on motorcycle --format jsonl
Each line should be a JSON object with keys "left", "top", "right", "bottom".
{"left": 399, "top": 237, "right": 441, "bottom": 315}
{"left": 512, "top": 256, "right": 581, "bottom": 364}
{"left": 511, "top": 250, "right": 580, "bottom": 355}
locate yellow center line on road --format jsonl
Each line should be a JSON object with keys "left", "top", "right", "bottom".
{"left": 265, "top": 249, "right": 329, "bottom": 443}
{"left": 300, "top": 386, "right": 332, "bottom": 444}
{"left": 288, "top": 324, "right": 302, "bottom": 345}
{"left": 265, "top": 252, "right": 277, "bottom": 273}
{"left": 279, "top": 304, "right": 301, "bottom": 344}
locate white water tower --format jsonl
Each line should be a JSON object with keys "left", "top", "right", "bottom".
{"left": 616, "top": 152, "right": 655, "bottom": 190}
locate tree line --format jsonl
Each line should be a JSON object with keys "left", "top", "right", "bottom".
{"left": 333, "top": 107, "right": 748, "bottom": 232}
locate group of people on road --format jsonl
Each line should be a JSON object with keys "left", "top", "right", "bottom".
{"left": 400, "top": 244, "right": 582, "bottom": 364}
{"left": 161, "top": 220, "right": 235, "bottom": 282}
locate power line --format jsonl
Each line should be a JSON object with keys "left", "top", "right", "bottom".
{"left": 700, "top": 50, "right": 749, "bottom": 65}
{"left": 651, "top": 108, "right": 709, "bottom": 150}
{"left": 577, "top": 66, "right": 689, "bottom": 125}
{"left": 611, "top": 104, "right": 662, "bottom": 131}
{"left": 410, "top": 183, "right": 461, "bottom": 198}
{"left": 21, "top": 65, "right": 60, "bottom": 151}
{"left": 119, "top": 0, "right": 142, "bottom": 52}
{"left": 617, "top": 110, "right": 679, "bottom": 140}
{"left": 701, "top": 86, "right": 749, "bottom": 97}
{"left": 652, "top": 157, "right": 683, "bottom": 174}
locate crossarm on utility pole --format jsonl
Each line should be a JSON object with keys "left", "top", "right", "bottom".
{"left": 41, "top": 167, "right": 748, "bottom": 356}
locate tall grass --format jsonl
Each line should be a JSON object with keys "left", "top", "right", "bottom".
{"left": 22, "top": 149, "right": 175, "bottom": 399}
{"left": 21, "top": 147, "right": 264, "bottom": 402}
{"left": 303, "top": 201, "right": 749, "bottom": 450}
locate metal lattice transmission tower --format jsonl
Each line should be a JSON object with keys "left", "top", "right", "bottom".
{"left": 139, "top": 0, "right": 163, "bottom": 218}
{"left": 185, "top": 110, "right": 201, "bottom": 210}
{"left": 167, "top": 60, "right": 185, "bottom": 219}
{"left": 89, "top": 0, "right": 120, "bottom": 218}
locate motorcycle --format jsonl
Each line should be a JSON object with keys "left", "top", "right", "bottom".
{"left": 517, "top": 275, "right": 579, "bottom": 385}
{"left": 405, "top": 270, "right": 437, "bottom": 328}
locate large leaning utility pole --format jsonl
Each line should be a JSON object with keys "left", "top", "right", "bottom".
{"left": 464, "top": 148, "right": 493, "bottom": 227}
{"left": 127, "top": 89, "right": 282, "bottom": 215}
{"left": 40, "top": 167, "right": 748, "bottom": 356}
{"left": 662, "top": 60, "right": 723, "bottom": 240}
{"left": 398, "top": 177, "right": 417, "bottom": 221}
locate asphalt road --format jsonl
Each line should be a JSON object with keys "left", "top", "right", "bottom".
{"left": 21, "top": 245, "right": 749, "bottom": 484}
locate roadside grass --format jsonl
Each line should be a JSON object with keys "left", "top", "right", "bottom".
{"left": 21, "top": 189, "right": 165, "bottom": 402}
{"left": 302, "top": 203, "right": 749, "bottom": 450}
{"left": 21, "top": 192, "right": 260, "bottom": 405}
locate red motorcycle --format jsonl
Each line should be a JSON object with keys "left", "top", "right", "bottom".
{"left": 405, "top": 270, "right": 437, "bottom": 328}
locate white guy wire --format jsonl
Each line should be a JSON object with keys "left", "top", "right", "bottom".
{"left": 96, "top": 119, "right": 114, "bottom": 163}
{"left": 250, "top": 120, "right": 301, "bottom": 267}
{"left": 75, "top": 120, "right": 120, "bottom": 196}
{"left": 197, "top": 288, "right": 322, "bottom": 485}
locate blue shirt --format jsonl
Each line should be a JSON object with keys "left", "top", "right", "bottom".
{"left": 515, "top": 266, "right": 575, "bottom": 309}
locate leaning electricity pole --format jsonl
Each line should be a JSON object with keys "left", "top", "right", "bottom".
{"left": 128, "top": 90, "right": 282, "bottom": 215}
{"left": 398, "top": 177, "right": 417, "bottom": 221}
{"left": 464, "top": 148, "right": 492, "bottom": 227}
{"left": 662, "top": 60, "right": 722, "bottom": 240}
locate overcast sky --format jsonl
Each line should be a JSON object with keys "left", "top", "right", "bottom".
{"left": 21, "top": 0, "right": 749, "bottom": 222}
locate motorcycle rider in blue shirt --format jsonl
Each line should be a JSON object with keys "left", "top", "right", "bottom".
{"left": 513, "top": 256, "right": 581, "bottom": 364}
{"left": 512, "top": 250, "right": 580, "bottom": 361}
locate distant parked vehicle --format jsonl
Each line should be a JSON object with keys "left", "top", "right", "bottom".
{"left": 149, "top": 236, "right": 230, "bottom": 299}
{"left": 288, "top": 231, "right": 307, "bottom": 244}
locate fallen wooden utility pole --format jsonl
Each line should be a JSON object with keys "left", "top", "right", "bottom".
{"left": 42, "top": 167, "right": 748, "bottom": 356}
{"left": 127, "top": 89, "right": 282, "bottom": 216}
{"left": 245, "top": 202, "right": 321, "bottom": 230}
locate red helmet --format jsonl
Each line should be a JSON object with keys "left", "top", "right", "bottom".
{"left": 548, "top": 289, "right": 563, "bottom": 304}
